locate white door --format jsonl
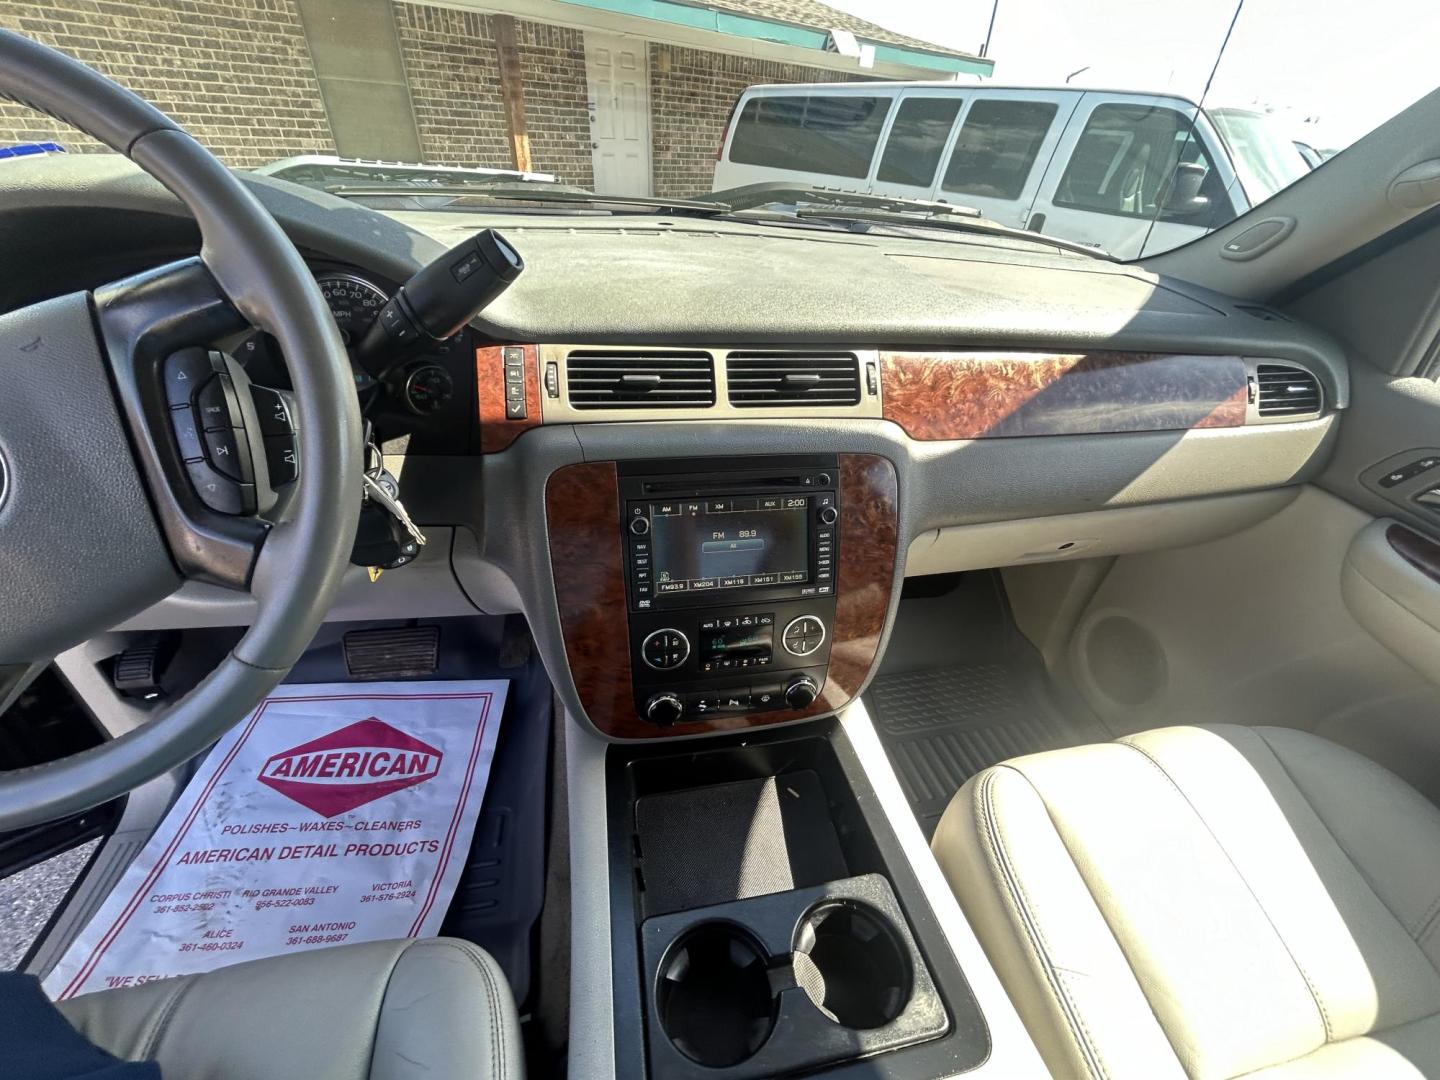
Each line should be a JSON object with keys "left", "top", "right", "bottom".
{"left": 585, "top": 32, "right": 651, "bottom": 195}
{"left": 930, "top": 90, "right": 1080, "bottom": 227}
{"left": 1026, "top": 94, "right": 1235, "bottom": 259}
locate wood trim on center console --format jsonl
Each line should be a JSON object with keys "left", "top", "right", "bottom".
{"left": 546, "top": 453, "right": 899, "bottom": 738}
{"left": 880, "top": 350, "right": 1249, "bottom": 441}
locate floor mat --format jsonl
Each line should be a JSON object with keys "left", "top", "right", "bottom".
{"left": 43, "top": 680, "right": 507, "bottom": 1000}
{"left": 868, "top": 573, "right": 1107, "bottom": 837}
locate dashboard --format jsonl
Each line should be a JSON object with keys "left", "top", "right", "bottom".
{"left": 0, "top": 154, "right": 1354, "bottom": 742}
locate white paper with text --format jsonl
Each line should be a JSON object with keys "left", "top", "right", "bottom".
{"left": 44, "top": 680, "right": 506, "bottom": 999}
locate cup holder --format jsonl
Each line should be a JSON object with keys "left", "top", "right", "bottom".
{"left": 792, "top": 900, "right": 913, "bottom": 1029}
{"left": 656, "top": 922, "right": 776, "bottom": 1068}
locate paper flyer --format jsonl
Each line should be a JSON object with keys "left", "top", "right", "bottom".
{"left": 45, "top": 680, "right": 507, "bottom": 1000}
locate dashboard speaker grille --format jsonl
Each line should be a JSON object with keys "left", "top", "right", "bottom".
{"left": 565, "top": 351, "right": 715, "bottom": 410}
{"left": 726, "top": 353, "right": 861, "bottom": 408}
{"left": 1256, "top": 364, "right": 1321, "bottom": 416}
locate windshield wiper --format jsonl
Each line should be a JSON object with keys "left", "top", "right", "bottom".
{"left": 709, "top": 182, "right": 1113, "bottom": 260}
{"left": 326, "top": 182, "right": 729, "bottom": 217}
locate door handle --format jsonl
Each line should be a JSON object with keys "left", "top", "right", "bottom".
{"left": 1028, "top": 212, "right": 1047, "bottom": 233}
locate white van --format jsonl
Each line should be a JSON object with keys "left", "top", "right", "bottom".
{"left": 712, "top": 83, "right": 1312, "bottom": 259}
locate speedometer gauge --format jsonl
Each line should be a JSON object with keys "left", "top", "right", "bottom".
{"left": 316, "top": 273, "right": 387, "bottom": 345}
{"left": 315, "top": 272, "right": 387, "bottom": 391}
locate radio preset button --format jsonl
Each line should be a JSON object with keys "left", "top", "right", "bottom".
{"left": 641, "top": 629, "right": 690, "bottom": 670}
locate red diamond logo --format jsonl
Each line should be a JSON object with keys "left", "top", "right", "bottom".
{"left": 257, "top": 718, "right": 443, "bottom": 818}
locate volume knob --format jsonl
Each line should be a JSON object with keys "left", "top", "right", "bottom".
{"left": 645, "top": 693, "right": 685, "bottom": 726}
{"left": 784, "top": 676, "right": 819, "bottom": 709}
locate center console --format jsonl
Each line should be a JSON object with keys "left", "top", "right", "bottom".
{"left": 546, "top": 452, "right": 898, "bottom": 739}
{"left": 621, "top": 461, "right": 839, "bottom": 726}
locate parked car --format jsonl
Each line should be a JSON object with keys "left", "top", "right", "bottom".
{"left": 713, "top": 83, "right": 1313, "bottom": 258}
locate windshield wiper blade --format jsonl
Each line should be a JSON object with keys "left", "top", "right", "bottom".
{"left": 709, "top": 181, "right": 1111, "bottom": 259}
{"left": 710, "top": 181, "right": 983, "bottom": 217}
{"left": 791, "top": 207, "right": 1113, "bottom": 260}
{"left": 327, "top": 183, "right": 729, "bottom": 217}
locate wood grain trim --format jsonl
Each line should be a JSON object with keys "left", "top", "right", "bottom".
{"left": 547, "top": 453, "right": 899, "bottom": 739}
{"left": 881, "top": 351, "right": 1249, "bottom": 441}
{"left": 546, "top": 462, "right": 636, "bottom": 728}
{"left": 1387, "top": 524, "right": 1440, "bottom": 586}
{"left": 477, "top": 344, "right": 542, "bottom": 453}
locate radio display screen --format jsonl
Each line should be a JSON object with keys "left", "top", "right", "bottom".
{"left": 648, "top": 496, "right": 810, "bottom": 595}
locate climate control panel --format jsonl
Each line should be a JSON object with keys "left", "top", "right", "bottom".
{"left": 629, "top": 597, "right": 834, "bottom": 726}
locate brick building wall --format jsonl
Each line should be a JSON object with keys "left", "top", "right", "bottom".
{"left": 0, "top": 0, "right": 335, "bottom": 165}
{"left": 649, "top": 44, "right": 866, "bottom": 197}
{"left": 395, "top": 7, "right": 591, "bottom": 187}
{"left": 0, "top": 1, "right": 882, "bottom": 195}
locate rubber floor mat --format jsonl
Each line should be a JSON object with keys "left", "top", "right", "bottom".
{"left": 868, "top": 659, "right": 1106, "bottom": 838}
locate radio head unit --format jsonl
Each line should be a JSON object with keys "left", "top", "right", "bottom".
{"left": 620, "top": 463, "right": 839, "bottom": 612}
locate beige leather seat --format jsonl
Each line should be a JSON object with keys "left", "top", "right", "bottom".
{"left": 56, "top": 937, "right": 522, "bottom": 1079}
{"left": 933, "top": 724, "right": 1440, "bottom": 1079}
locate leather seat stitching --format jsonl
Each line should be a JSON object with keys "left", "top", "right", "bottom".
{"left": 1413, "top": 893, "right": 1440, "bottom": 942}
{"left": 418, "top": 939, "right": 507, "bottom": 1080}
{"left": 1251, "top": 727, "right": 1440, "bottom": 985}
{"left": 978, "top": 767, "right": 1111, "bottom": 1080}
{"left": 141, "top": 975, "right": 200, "bottom": 1061}
{"left": 1119, "top": 737, "right": 1335, "bottom": 1043}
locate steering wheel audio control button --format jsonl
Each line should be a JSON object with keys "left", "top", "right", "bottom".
{"left": 169, "top": 406, "right": 204, "bottom": 463}
{"left": 203, "top": 426, "right": 250, "bottom": 482}
{"left": 185, "top": 460, "right": 250, "bottom": 515}
{"left": 164, "top": 347, "right": 214, "bottom": 407}
{"left": 249, "top": 385, "right": 293, "bottom": 437}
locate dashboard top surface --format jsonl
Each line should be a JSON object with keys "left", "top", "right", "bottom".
{"left": 0, "top": 155, "right": 1346, "bottom": 390}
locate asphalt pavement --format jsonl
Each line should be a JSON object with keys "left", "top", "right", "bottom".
{"left": 0, "top": 840, "right": 98, "bottom": 971}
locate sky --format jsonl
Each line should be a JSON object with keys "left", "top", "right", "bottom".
{"left": 827, "top": 0, "right": 1440, "bottom": 149}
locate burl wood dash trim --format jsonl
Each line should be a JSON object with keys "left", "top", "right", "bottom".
{"left": 546, "top": 462, "right": 636, "bottom": 730}
{"left": 477, "top": 344, "right": 542, "bottom": 453}
{"left": 881, "top": 351, "right": 1249, "bottom": 440}
{"left": 547, "top": 453, "right": 899, "bottom": 739}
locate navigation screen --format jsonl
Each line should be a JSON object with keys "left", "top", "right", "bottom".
{"left": 648, "top": 496, "right": 809, "bottom": 595}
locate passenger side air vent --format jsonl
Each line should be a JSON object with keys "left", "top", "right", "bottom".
{"left": 564, "top": 351, "right": 715, "bottom": 410}
{"left": 726, "top": 353, "right": 861, "bottom": 408}
{"left": 1256, "top": 364, "right": 1322, "bottom": 416}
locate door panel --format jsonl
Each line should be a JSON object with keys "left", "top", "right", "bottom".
{"left": 585, "top": 32, "right": 651, "bottom": 196}
{"left": 1343, "top": 520, "right": 1440, "bottom": 686}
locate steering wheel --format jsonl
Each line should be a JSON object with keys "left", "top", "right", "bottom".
{"left": 0, "top": 33, "right": 362, "bottom": 829}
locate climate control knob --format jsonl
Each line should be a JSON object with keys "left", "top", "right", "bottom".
{"left": 645, "top": 693, "right": 685, "bottom": 726}
{"left": 641, "top": 628, "right": 690, "bottom": 670}
{"left": 784, "top": 676, "right": 819, "bottom": 709}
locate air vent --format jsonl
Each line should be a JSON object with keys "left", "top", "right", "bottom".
{"left": 1256, "top": 364, "right": 1322, "bottom": 416}
{"left": 726, "top": 353, "right": 861, "bottom": 408}
{"left": 565, "top": 351, "right": 715, "bottom": 410}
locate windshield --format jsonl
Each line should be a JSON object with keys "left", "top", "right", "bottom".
{"left": 1208, "top": 109, "right": 1312, "bottom": 204}
{"left": 0, "top": 0, "right": 1434, "bottom": 261}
